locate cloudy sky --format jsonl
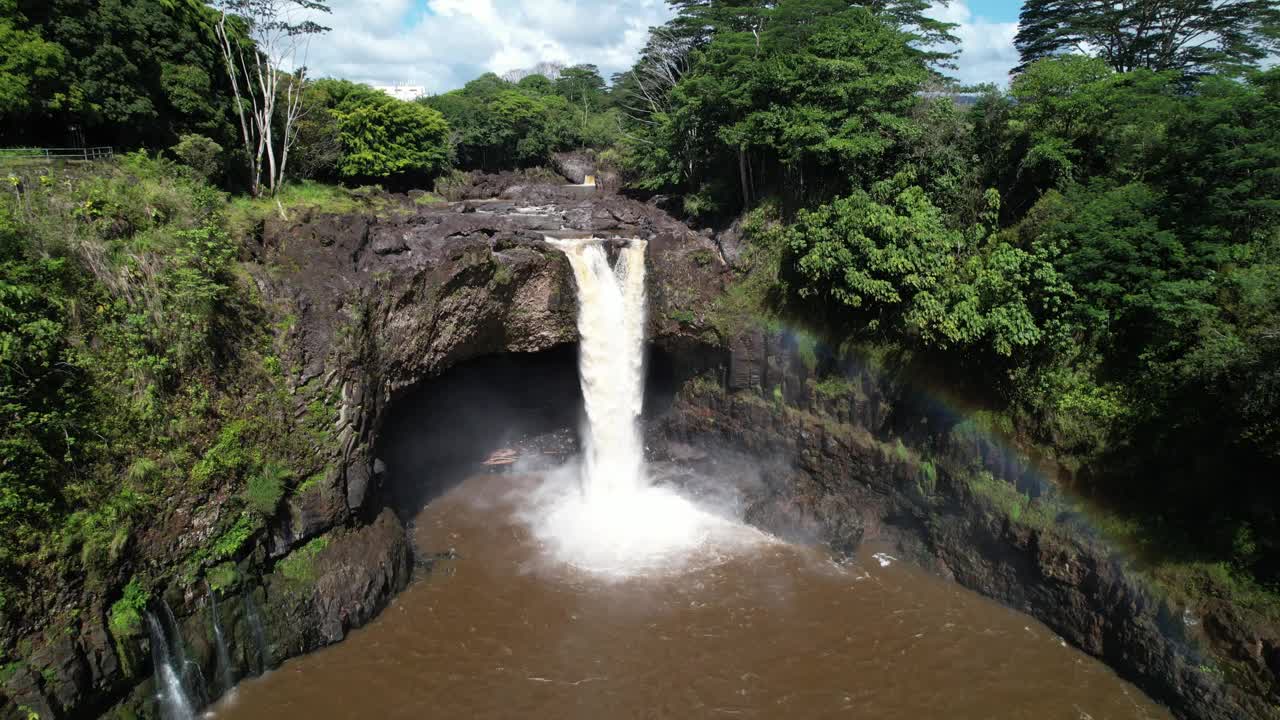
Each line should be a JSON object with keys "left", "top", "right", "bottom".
{"left": 300, "top": 0, "right": 1023, "bottom": 93}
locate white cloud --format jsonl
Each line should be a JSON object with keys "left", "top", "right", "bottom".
{"left": 298, "top": 0, "right": 1016, "bottom": 93}
{"left": 300, "top": 0, "right": 675, "bottom": 93}
{"left": 929, "top": 0, "right": 1020, "bottom": 87}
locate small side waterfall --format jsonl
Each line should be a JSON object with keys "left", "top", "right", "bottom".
{"left": 207, "top": 586, "right": 235, "bottom": 694}
{"left": 243, "top": 590, "right": 272, "bottom": 674}
{"left": 162, "top": 600, "right": 209, "bottom": 709}
{"left": 146, "top": 611, "right": 196, "bottom": 720}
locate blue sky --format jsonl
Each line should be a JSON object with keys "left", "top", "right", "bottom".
{"left": 968, "top": 0, "right": 1022, "bottom": 23}
{"left": 302, "top": 0, "right": 1025, "bottom": 93}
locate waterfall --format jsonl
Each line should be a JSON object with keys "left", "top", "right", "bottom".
{"left": 547, "top": 238, "right": 648, "bottom": 499}
{"left": 207, "top": 586, "right": 235, "bottom": 694}
{"left": 243, "top": 590, "right": 272, "bottom": 674}
{"left": 161, "top": 600, "right": 209, "bottom": 709}
{"left": 146, "top": 611, "right": 196, "bottom": 720}
{"left": 533, "top": 237, "right": 763, "bottom": 577}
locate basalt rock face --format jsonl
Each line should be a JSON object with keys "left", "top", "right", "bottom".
{"left": 550, "top": 150, "right": 620, "bottom": 190}
{"left": 0, "top": 178, "right": 727, "bottom": 720}
{"left": 655, "top": 334, "right": 1274, "bottom": 720}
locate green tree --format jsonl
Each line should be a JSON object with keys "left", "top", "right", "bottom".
{"left": 656, "top": 2, "right": 931, "bottom": 211}
{"left": 292, "top": 78, "right": 381, "bottom": 180}
{"left": 516, "top": 74, "right": 554, "bottom": 95}
{"left": 7, "top": 0, "right": 242, "bottom": 149}
{"left": 1015, "top": 0, "right": 1280, "bottom": 75}
{"left": 555, "top": 64, "right": 608, "bottom": 111}
{"left": 422, "top": 74, "right": 602, "bottom": 171}
{"left": 333, "top": 93, "right": 451, "bottom": 179}
{"left": 782, "top": 181, "right": 1073, "bottom": 362}
{"left": 0, "top": 0, "right": 67, "bottom": 121}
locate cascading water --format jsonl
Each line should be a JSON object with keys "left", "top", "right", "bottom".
{"left": 207, "top": 586, "right": 235, "bottom": 695}
{"left": 243, "top": 590, "right": 271, "bottom": 675}
{"left": 547, "top": 238, "right": 648, "bottom": 499}
{"left": 531, "top": 238, "right": 766, "bottom": 577}
{"left": 146, "top": 611, "right": 196, "bottom": 720}
{"left": 162, "top": 600, "right": 209, "bottom": 709}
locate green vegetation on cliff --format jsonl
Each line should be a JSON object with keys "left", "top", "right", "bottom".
{"left": 0, "top": 154, "right": 359, "bottom": 629}
{"left": 621, "top": 0, "right": 1280, "bottom": 621}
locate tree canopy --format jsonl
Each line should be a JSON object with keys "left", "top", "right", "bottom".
{"left": 332, "top": 92, "right": 451, "bottom": 180}
{"left": 420, "top": 70, "right": 620, "bottom": 171}
{"left": 1015, "top": 0, "right": 1280, "bottom": 75}
{"left": 2, "top": 0, "right": 243, "bottom": 148}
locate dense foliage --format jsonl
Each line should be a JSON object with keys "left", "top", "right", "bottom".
{"left": 0, "top": 155, "right": 353, "bottom": 618}
{"left": 1015, "top": 0, "right": 1280, "bottom": 75}
{"left": 613, "top": 0, "right": 940, "bottom": 217}
{"left": 0, "top": 0, "right": 241, "bottom": 149}
{"left": 421, "top": 66, "right": 620, "bottom": 171}
{"left": 0, "top": 0, "right": 1276, "bottom": 672}
{"left": 617, "top": 0, "right": 1280, "bottom": 596}
{"left": 332, "top": 92, "right": 451, "bottom": 180}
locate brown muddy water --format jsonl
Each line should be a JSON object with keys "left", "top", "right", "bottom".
{"left": 214, "top": 472, "right": 1170, "bottom": 720}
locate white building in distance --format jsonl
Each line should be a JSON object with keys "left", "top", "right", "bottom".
{"left": 372, "top": 84, "right": 426, "bottom": 102}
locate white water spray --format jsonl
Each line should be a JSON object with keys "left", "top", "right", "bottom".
{"left": 531, "top": 238, "right": 769, "bottom": 577}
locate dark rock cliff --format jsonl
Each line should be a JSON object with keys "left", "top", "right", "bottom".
{"left": 654, "top": 332, "right": 1279, "bottom": 720}
{"left": 0, "top": 177, "right": 726, "bottom": 720}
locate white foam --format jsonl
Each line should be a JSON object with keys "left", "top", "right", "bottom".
{"left": 518, "top": 466, "right": 770, "bottom": 579}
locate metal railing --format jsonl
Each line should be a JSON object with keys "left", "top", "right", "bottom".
{"left": 0, "top": 146, "right": 115, "bottom": 162}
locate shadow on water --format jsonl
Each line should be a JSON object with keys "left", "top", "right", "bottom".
{"left": 377, "top": 343, "right": 686, "bottom": 519}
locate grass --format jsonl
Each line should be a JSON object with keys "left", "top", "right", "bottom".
{"left": 814, "top": 376, "right": 859, "bottom": 400}
{"left": 707, "top": 205, "right": 786, "bottom": 339}
{"left": 491, "top": 261, "right": 514, "bottom": 286}
{"left": 796, "top": 333, "right": 818, "bottom": 371}
{"left": 685, "top": 374, "right": 724, "bottom": 396}
{"left": 277, "top": 536, "right": 330, "bottom": 585}
{"left": 244, "top": 462, "right": 288, "bottom": 517}
{"left": 1086, "top": 504, "right": 1280, "bottom": 624}
{"left": 107, "top": 578, "right": 149, "bottom": 640}
{"left": 226, "top": 181, "right": 363, "bottom": 239}
{"left": 690, "top": 248, "right": 717, "bottom": 267}
{"left": 295, "top": 469, "right": 329, "bottom": 495}
{"left": 967, "top": 470, "right": 1058, "bottom": 530}
{"left": 206, "top": 562, "right": 238, "bottom": 593}
{"left": 918, "top": 459, "right": 938, "bottom": 496}
{"left": 668, "top": 308, "right": 696, "bottom": 325}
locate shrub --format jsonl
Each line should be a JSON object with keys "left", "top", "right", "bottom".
{"left": 205, "top": 562, "right": 238, "bottom": 593}
{"left": 192, "top": 421, "right": 250, "bottom": 487}
{"left": 211, "top": 514, "right": 256, "bottom": 561}
{"left": 171, "top": 134, "right": 223, "bottom": 181}
{"left": 432, "top": 169, "right": 470, "bottom": 200}
{"left": 108, "top": 578, "right": 149, "bottom": 639}
{"left": 244, "top": 462, "right": 288, "bottom": 517}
